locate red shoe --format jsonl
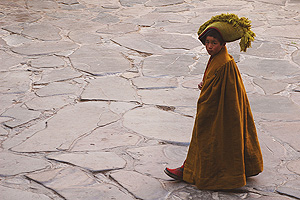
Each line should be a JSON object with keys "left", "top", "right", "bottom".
{"left": 164, "top": 164, "right": 184, "bottom": 181}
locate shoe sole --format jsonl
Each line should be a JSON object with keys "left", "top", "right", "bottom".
{"left": 164, "top": 168, "right": 183, "bottom": 181}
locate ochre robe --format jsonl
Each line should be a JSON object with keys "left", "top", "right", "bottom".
{"left": 183, "top": 46, "right": 263, "bottom": 190}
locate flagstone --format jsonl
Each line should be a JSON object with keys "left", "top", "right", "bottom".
{"left": 0, "top": 71, "right": 31, "bottom": 94}
{"left": 47, "top": 152, "right": 126, "bottom": 172}
{"left": 143, "top": 54, "right": 195, "bottom": 77}
{"left": 155, "top": 22, "right": 199, "bottom": 34}
{"left": 96, "top": 23, "right": 139, "bottom": 35}
{"left": 35, "top": 82, "right": 82, "bottom": 97}
{"left": 29, "top": 56, "right": 65, "bottom": 68}
{"left": 70, "top": 45, "right": 130, "bottom": 75}
{"left": 292, "top": 49, "right": 300, "bottom": 66}
{"left": 80, "top": 76, "right": 140, "bottom": 102}
{"left": 0, "top": 50, "right": 24, "bottom": 72}
{"left": 22, "top": 23, "right": 61, "bottom": 41}
{"left": 287, "top": 160, "right": 300, "bottom": 175}
{"left": 145, "top": 0, "right": 184, "bottom": 7}
{"left": 127, "top": 145, "right": 187, "bottom": 179}
{"left": 72, "top": 122, "right": 140, "bottom": 151}
{"left": 2, "top": 34, "right": 33, "bottom": 46}
{"left": 239, "top": 58, "right": 300, "bottom": 79}
{"left": 253, "top": 78, "right": 288, "bottom": 94}
{"left": 26, "top": 0, "right": 58, "bottom": 10}
{"left": 138, "top": 87, "right": 199, "bottom": 107}
{"left": 108, "top": 102, "right": 140, "bottom": 115}
{"left": 0, "top": 152, "right": 50, "bottom": 176}
{"left": 11, "top": 41, "right": 79, "bottom": 56}
{"left": 34, "top": 68, "right": 82, "bottom": 85}
{"left": 291, "top": 92, "right": 300, "bottom": 107}
{"left": 119, "top": 0, "right": 148, "bottom": 7}
{"left": 68, "top": 30, "right": 101, "bottom": 44}
{"left": 24, "top": 95, "right": 74, "bottom": 111}
{"left": 92, "top": 12, "right": 120, "bottom": 24}
{"left": 245, "top": 41, "right": 286, "bottom": 59}
{"left": 111, "top": 33, "right": 165, "bottom": 54}
{"left": 132, "top": 77, "right": 178, "bottom": 89}
{"left": 248, "top": 94, "right": 300, "bottom": 115}
{"left": 123, "top": 106, "right": 193, "bottom": 143}
{"left": 127, "top": 12, "right": 187, "bottom": 27}
{"left": 26, "top": 167, "right": 133, "bottom": 200}
{"left": 276, "top": 179, "right": 300, "bottom": 199}
{"left": 144, "top": 33, "right": 199, "bottom": 50}
{"left": 0, "top": 185, "right": 51, "bottom": 200}
{"left": 110, "top": 170, "right": 168, "bottom": 200}
{"left": 2, "top": 106, "right": 41, "bottom": 128}
{"left": 260, "top": 121, "right": 300, "bottom": 152}
{"left": 11, "top": 102, "right": 115, "bottom": 152}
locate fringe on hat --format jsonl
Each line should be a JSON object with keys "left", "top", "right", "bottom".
{"left": 198, "top": 13, "right": 255, "bottom": 52}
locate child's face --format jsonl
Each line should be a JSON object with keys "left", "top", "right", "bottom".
{"left": 205, "top": 36, "right": 224, "bottom": 56}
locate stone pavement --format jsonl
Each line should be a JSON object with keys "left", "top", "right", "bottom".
{"left": 0, "top": 0, "right": 300, "bottom": 199}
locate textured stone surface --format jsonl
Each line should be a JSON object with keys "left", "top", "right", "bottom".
{"left": 46, "top": 152, "right": 126, "bottom": 172}
{"left": 1, "top": 0, "right": 300, "bottom": 199}
{"left": 123, "top": 106, "right": 193, "bottom": 143}
{"left": 110, "top": 170, "right": 168, "bottom": 200}
{"left": 0, "top": 152, "right": 50, "bottom": 176}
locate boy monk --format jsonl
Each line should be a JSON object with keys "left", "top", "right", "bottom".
{"left": 164, "top": 13, "right": 263, "bottom": 190}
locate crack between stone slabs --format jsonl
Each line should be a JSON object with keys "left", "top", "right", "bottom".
{"left": 110, "top": 39, "right": 153, "bottom": 57}
{"left": 108, "top": 171, "right": 145, "bottom": 200}
{"left": 24, "top": 176, "right": 67, "bottom": 200}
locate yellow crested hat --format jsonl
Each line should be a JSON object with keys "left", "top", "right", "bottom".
{"left": 198, "top": 13, "right": 255, "bottom": 52}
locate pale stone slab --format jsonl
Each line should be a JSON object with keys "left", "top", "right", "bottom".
{"left": 253, "top": 78, "right": 288, "bottom": 94}
{"left": 248, "top": 94, "right": 300, "bottom": 115}
{"left": 0, "top": 152, "right": 50, "bottom": 176}
{"left": 127, "top": 13, "right": 187, "bottom": 26}
{"left": 26, "top": 167, "right": 133, "bottom": 200}
{"left": 123, "top": 106, "right": 193, "bottom": 143}
{"left": 0, "top": 50, "right": 24, "bottom": 71}
{"left": 145, "top": 0, "right": 184, "bottom": 7}
{"left": 80, "top": 76, "right": 140, "bottom": 102}
{"left": 96, "top": 23, "right": 139, "bottom": 34}
{"left": 11, "top": 102, "right": 116, "bottom": 152}
{"left": 260, "top": 121, "right": 300, "bottom": 152}
{"left": 4, "top": 11, "right": 42, "bottom": 24}
{"left": 2, "top": 34, "right": 33, "bottom": 46}
{"left": 34, "top": 68, "right": 82, "bottom": 85}
{"left": 276, "top": 179, "right": 300, "bottom": 199}
{"left": 92, "top": 12, "right": 120, "bottom": 23}
{"left": 239, "top": 58, "right": 300, "bottom": 79}
{"left": 132, "top": 77, "right": 178, "bottom": 89}
{"left": 68, "top": 30, "right": 101, "bottom": 44}
{"left": 70, "top": 45, "right": 130, "bottom": 75}
{"left": 11, "top": 41, "right": 79, "bottom": 56}
{"left": 35, "top": 82, "right": 82, "bottom": 97}
{"left": 245, "top": 41, "right": 286, "bottom": 59}
{"left": 2, "top": 121, "right": 46, "bottom": 150}
{"left": 155, "top": 22, "right": 199, "bottom": 34}
{"left": 0, "top": 94, "right": 21, "bottom": 117}
{"left": 291, "top": 92, "right": 300, "bottom": 107}
{"left": 138, "top": 88, "right": 199, "bottom": 107}
{"left": 72, "top": 122, "right": 140, "bottom": 151}
{"left": 30, "top": 56, "right": 65, "bottom": 68}
{"left": 143, "top": 54, "right": 195, "bottom": 77}
{"left": 127, "top": 145, "right": 187, "bottom": 179}
{"left": 287, "top": 160, "right": 300, "bottom": 175}
{"left": 26, "top": 0, "right": 58, "bottom": 10}
{"left": 2, "top": 106, "right": 41, "bottom": 128}
{"left": 0, "top": 185, "right": 51, "bottom": 200}
{"left": 110, "top": 170, "right": 168, "bottom": 200}
{"left": 144, "top": 33, "right": 199, "bottom": 50}
{"left": 292, "top": 49, "right": 300, "bottom": 66}
{"left": 0, "top": 71, "right": 31, "bottom": 94}
{"left": 25, "top": 95, "right": 74, "bottom": 111}
{"left": 22, "top": 23, "right": 61, "bottom": 41}
{"left": 263, "top": 25, "right": 300, "bottom": 39}
{"left": 47, "top": 152, "right": 126, "bottom": 172}
{"left": 108, "top": 102, "right": 140, "bottom": 115}
{"left": 154, "top": 4, "right": 193, "bottom": 13}
{"left": 111, "top": 33, "right": 165, "bottom": 54}
{"left": 120, "top": 0, "right": 148, "bottom": 7}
